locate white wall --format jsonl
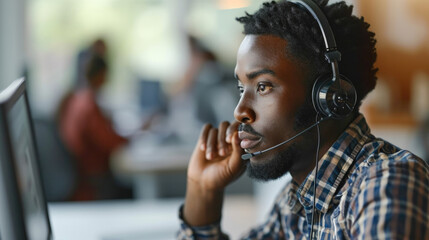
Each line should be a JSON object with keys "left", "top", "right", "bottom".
{"left": 0, "top": 0, "right": 27, "bottom": 90}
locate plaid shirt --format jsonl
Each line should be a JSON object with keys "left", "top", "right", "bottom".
{"left": 177, "top": 114, "right": 429, "bottom": 239}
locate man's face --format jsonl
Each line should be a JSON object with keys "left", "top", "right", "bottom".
{"left": 234, "top": 34, "right": 314, "bottom": 181}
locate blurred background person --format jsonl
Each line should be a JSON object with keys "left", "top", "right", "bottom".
{"left": 165, "top": 35, "right": 237, "bottom": 144}
{"left": 58, "top": 54, "right": 132, "bottom": 201}
{"left": 74, "top": 38, "right": 108, "bottom": 90}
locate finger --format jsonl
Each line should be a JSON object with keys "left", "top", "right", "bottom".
{"left": 199, "top": 124, "right": 212, "bottom": 151}
{"left": 217, "top": 121, "right": 230, "bottom": 157}
{"left": 226, "top": 121, "right": 240, "bottom": 144}
{"left": 189, "top": 124, "right": 212, "bottom": 167}
{"left": 206, "top": 128, "right": 219, "bottom": 160}
{"left": 227, "top": 132, "right": 246, "bottom": 174}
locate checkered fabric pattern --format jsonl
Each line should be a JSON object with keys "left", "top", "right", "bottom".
{"left": 177, "top": 115, "right": 429, "bottom": 239}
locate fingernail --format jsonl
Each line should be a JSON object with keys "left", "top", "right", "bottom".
{"left": 206, "top": 152, "right": 211, "bottom": 159}
{"left": 200, "top": 144, "right": 205, "bottom": 151}
{"left": 219, "top": 148, "right": 225, "bottom": 156}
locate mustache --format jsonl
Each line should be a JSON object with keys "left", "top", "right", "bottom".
{"left": 238, "top": 124, "right": 263, "bottom": 137}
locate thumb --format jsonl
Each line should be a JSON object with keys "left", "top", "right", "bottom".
{"left": 227, "top": 132, "right": 245, "bottom": 173}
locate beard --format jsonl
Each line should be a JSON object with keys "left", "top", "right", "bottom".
{"left": 246, "top": 142, "right": 300, "bottom": 181}
{"left": 246, "top": 97, "right": 316, "bottom": 182}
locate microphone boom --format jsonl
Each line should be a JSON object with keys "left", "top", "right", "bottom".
{"left": 241, "top": 116, "right": 330, "bottom": 160}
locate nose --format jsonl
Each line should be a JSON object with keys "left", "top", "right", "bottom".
{"left": 234, "top": 95, "right": 256, "bottom": 124}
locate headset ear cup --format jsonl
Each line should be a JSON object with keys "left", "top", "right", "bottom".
{"left": 312, "top": 74, "right": 331, "bottom": 117}
{"left": 312, "top": 74, "right": 357, "bottom": 118}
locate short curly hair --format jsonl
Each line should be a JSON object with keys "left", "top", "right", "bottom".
{"left": 236, "top": 0, "right": 378, "bottom": 109}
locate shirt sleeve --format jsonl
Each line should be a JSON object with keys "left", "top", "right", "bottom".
{"left": 350, "top": 154, "right": 429, "bottom": 240}
{"left": 177, "top": 200, "right": 289, "bottom": 240}
{"left": 176, "top": 204, "right": 229, "bottom": 240}
{"left": 176, "top": 180, "right": 296, "bottom": 240}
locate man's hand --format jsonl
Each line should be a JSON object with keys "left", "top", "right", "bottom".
{"left": 188, "top": 121, "right": 245, "bottom": 190}
{"left": 184, "top": 121, "right": 246, "bottom": 226}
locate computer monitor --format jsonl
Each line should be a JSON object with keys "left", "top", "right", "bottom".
{"left": 0, "top": 78, "right": 52, "bottom": 240}
{"left": 138, "top": 79, "right": 165, "bottom": 114}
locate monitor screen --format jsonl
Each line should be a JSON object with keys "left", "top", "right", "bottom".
{"left": 0, "top": 78, "right": 52, "bottom": 240}
{"left": 8, "top": 94, "right": 50, "bottom": 238}
{"left": 138, "top": 79, "right": 165, "bottom": 114}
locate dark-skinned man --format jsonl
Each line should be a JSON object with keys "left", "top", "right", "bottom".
{"left": 177, "top": 0, "right": 429, "bottom": 239}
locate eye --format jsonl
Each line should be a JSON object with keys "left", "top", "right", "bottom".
{"left": 237, "top": 85, "right": 244, "bottom": 97}
{"left": 257, "top": 82, "right": 273, "bottom": 95}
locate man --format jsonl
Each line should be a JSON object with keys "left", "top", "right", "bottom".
{"left": 177, "top": 0, "right": 429, "bottom": 239}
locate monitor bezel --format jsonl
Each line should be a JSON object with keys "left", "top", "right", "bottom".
{"left": 0, "top": 78, "right": 53, "bottom": 240}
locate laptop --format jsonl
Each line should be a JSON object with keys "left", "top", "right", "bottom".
{"left": 0, "top": 78, "right": 53, "bottom": 240}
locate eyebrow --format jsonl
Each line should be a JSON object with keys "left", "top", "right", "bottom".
{"left": 234, "top": 69, "right": 276, "bottom": 81}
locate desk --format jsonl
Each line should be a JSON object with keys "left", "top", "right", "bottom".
{"left": 49, "top": 196, "right": 259, "bottom": 240}
{"left": 111, "top": 139, "right": 256, "bottom": 199}
{"left": 110, "top": 134, "right": 257, "bottom": 199}
{"left": 111, "top": 142, "right": 192, "bottom": 174}
{"left": 110, "top": 134, "right": 194, "bottom": 199}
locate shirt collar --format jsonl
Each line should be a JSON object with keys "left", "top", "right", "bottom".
{"left": 287, "top": 114, "right": 371, "bottom": 214}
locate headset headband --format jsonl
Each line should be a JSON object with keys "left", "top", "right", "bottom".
{"left": 289, "top": 0, "right": 341, "bottom": 80}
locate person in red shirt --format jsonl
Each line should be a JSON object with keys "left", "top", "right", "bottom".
{"left": 59, "top": 55, "right": 130, "bottom": 201}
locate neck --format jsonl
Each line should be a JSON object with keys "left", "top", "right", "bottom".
{"left": 290, "top": 113, "right": 357, "bottom": 185}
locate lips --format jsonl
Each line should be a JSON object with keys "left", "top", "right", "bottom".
{"left": 238, "top": 131, "right": 262, "bottom": 150}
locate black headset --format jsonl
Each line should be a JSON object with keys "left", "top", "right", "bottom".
{"left": 289, "top": 0, "right": 357, "bottom": 119}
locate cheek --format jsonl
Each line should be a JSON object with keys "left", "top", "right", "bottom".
{"left": 254, "top": 96, "right": 295, "bottom": 137}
